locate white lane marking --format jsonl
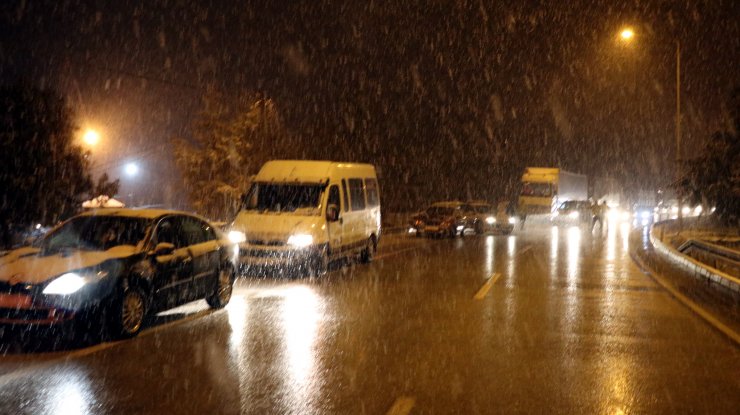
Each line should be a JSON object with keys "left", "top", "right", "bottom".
{"left": 473, "top": 273, "right": 502, "bottom": 300}
{"left": 386, "top": 396, "right": 415, "bottom": 415}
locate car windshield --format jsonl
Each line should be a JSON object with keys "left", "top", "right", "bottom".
{"left": 242, "top": 183, "right": 324, "bottom": 215}
{"left": 559, "top": 201, "right": 580, "bottom": 210}
{"left": 427, "top": 207, "right": 455, "bottom": 217}
{"left": 40, "top": 216, "right": 151, "bottom": 253}
{"left": 473, "top": 205, "right": 491, "bottom": 214}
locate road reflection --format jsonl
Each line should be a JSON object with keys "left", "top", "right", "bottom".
{"left": 44, "top": 366, "right": 94, "bottom": 415}
{"left": 232, "top": 284, "right": 326, "bottom": 413}
{"left": 564, "top": 226, "right": 582, "bottom": 334}
{"left": 566, "top": 226, "right": 581, "bottom": 286}
{"left": 505, "top": 235, "right": 517, "bottom": 286}
{"left": 280, "top": 285, "right": 321, "bottom": 404}
{"left": 484, "top": 235, "right": 494, "bottom": 275}
{"left": 550, "top": 225, "right": 559, "bottom": 281}
{"left": 226, "top": 295, "right": 248, "bottom": 353}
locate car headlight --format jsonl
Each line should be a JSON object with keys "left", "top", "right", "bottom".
{"left": 508, "top": 217, "right": 517, "bottom": 224}
{"left": 287, "top": 234, "right": 313, "bottom": 248}
{"left": 569, "top": 211, "right": 580, "bottom": 219}
{"left": 43, "top": 270, "right": 108, "bottom": 295}
{"left": 640, "top": 211, "right": 651, "bottom": 219}
{"left": 228, "top": 230, "right": 247, "bottom": 244}
{"left": 485, "top": 216, "right": 496, "bottom": 224}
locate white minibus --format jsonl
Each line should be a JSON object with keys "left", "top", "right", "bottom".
{"left": 229, "top": 160, "right": 381, "bottom": 275}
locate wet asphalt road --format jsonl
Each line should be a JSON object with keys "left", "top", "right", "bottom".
{"left": 0, "top": 222, "right": 738, "bottom": 414}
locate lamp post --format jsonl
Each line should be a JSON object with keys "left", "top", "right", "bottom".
{"left": 617, "top": 27, "right": 682, "bottom": 224}
{"left": 675, "top": 40, "right": 683, "bottom": 229}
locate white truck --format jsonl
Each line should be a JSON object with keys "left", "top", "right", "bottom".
{"left": 518, "top": 167, "right": 588, "bottom": 217}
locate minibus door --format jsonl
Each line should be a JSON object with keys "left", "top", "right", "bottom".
{"left": 326, "top": 184, "right": 343, "bottom": 254}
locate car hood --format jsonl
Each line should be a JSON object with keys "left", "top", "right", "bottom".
{"left": 231, "top": 212, "right": 324, "bottom": 242}
{"left": 0, "top": 245, "right": 139, "bottom": 285}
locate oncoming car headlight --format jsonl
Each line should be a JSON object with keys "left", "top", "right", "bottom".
{"left": 228, "top": 230, "right": 247, "bottom": 244}
{"left": 568, "top": 211, "right": 580, "bottom": 219}
{"left": 485, "top": 216, "right": 496, "bottom": 225}
{"left": 43, "top": 270, "right": 109, "bottom": 295}
{"left": 287, "top": 234, "right": 314, "bottom": 248}
{"left": 508, "top": 217, "right": 517, "bottom": 224}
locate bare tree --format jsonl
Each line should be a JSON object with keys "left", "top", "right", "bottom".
{"left": 172, "top": 91, "right": 289, "bottom": 220}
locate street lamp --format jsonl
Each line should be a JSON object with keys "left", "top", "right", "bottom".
{"left": 617, "top": 27, "right": 682, "bottom": 223}
{"left": 619, "top": 28, "right": 635, "bottom": 41}
{"left": 124, "top": 162, "right": 139, "bottom": 177}
{"left": 82, "top": 129, "right": 100, "bottom": 147}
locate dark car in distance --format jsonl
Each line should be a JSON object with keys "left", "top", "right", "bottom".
{"left": 0, "top": 209, "right": 237, "bottom": 338}
{"left": 409, "top": 202, "right": 475, "bottom": 238}
{"left": 551, "top": 200, "right": 592, "bottom": 224}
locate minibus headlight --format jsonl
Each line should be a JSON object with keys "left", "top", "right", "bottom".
{"left": 228, "top": 230, "right": 247, "bottom": 244}
{"left": 287, "top": 234, "right": 313, "bottom": 248}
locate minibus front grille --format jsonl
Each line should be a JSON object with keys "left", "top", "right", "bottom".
{"left": 242, "top": 249, "right": 293, "bottom": 259}
{"left": 247, "top": 239, "right": 286, "bottom": 247}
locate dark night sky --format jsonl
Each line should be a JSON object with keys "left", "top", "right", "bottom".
{"left": 1, "top": 0, "right": 738, "bottom": 210}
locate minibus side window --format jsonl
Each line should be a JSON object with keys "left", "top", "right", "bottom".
{"left": 348, "top": 178, "right": 366, "bottom": 211}
{"left": 341, "top": 179, "right": 350, "bottom": 212}
{"left": 365, "top": 178, "right": 379, "bottom": 207}
{"left": 327, "top": 185, "right": 340, "bottom": 210}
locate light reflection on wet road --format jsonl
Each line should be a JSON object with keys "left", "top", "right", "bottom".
{"left": 0, "top": 223, "right": 738, "bottom": 414}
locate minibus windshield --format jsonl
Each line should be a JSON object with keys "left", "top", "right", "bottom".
{"left": 242, "top": 183, "right": 324, "bottom": 214}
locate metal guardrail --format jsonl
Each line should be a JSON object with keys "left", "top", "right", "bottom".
{"left": 678, "top": 239, "right": 740, "bottom": 279}
{"left": 650, "top": 221, "right": 740, "bottom": 294}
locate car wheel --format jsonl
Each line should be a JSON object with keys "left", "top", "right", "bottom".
{"left": 360, "top": 237, "right": 375, "bottom": 264}
{"left": 110, "top": 285, "right": 146, "bottom": 338}
{"left": 206, "top": 266, "right": 234, "bottom": 309}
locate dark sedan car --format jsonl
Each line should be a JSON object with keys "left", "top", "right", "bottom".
{"left": 410, "top": 202, "right": 475, "bottom": 238}
{"left": 0, "top": 209, "right": 237, "bottom": 338}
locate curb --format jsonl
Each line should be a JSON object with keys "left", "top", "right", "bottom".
{"left": 629, "top": 236, "right": 740, "bottom": 346}
{"left": 649, "top": 222, "right": 740, "bottom": 295}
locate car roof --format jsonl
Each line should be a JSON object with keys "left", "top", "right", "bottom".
{"left": 431, "top": 201, "right": 465, "bottom": 208}
{"left": 256, "top": 160, "right": 376, "bottom": 184}
{"left": 77, "top": 208, "right": 203, "bottom": 221}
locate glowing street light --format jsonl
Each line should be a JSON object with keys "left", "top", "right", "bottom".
{"left": 124, "top": 162, "right": 139, "bottom": 177}
{"left": 619, "top": 28, "right": 635, "bottom": 41}
{"left": 82, "top": 129, "right": 100, "bottom": 147}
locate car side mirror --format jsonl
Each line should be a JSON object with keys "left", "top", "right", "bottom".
{"left": 326, "top": 204, "right": 340, "bottom": 222}
{"left": 152, "top": 242, "right": 175, "bottom": 256}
